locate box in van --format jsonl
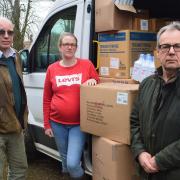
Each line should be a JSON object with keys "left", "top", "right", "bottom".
{"left": 98, "top": 30, "right": 156, "bottom": 79}
{"left": 99, "top": 77, "right": 138, "bottom": 84}
{"left": 95, "top": 0, "right": 136, "bottom": 32}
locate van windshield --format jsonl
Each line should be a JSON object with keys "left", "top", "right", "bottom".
{"left": 32, "top": 6, "right": 77, "bottom": 72}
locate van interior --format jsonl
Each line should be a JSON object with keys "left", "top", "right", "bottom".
{"left": 134, "top": 0, "right": 180, "bottom": 18}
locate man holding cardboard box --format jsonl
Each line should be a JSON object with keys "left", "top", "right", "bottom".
{"left": 131, "top": 22, "right": 180, "bottom": 180}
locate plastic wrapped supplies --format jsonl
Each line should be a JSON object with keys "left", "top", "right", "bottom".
{"left": 132, "top": 54, "right": 156, "bottom": 82}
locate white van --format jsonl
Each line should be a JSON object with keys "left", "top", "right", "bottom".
{"left": 21, "top": 0, "right": 96, "bottom": 175}
{"left": 20, "top": 0, "right": 178, "bottom": 175}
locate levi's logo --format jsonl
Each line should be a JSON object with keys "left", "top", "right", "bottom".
{"left": 56, "top": 73, "right": 82, "bottom": 87}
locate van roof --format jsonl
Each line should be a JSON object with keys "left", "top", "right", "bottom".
{"left": 50, "top": 0, "right": 180, "bottom": 19}
{"left": 50, "top": 0, "right": 78, "bottom": 12}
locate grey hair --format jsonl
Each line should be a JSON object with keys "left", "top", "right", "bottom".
{"left": 58, "top": 32, "right": 77, "bottom": 47}
{"left": 0, "top": 16, "right": 14, "bottom": 28}
{"left": 157, "top": 21, "right": 180, "bottom": 48}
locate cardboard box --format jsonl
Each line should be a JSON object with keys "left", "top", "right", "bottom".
{"left": 98, "top": 30, "right": 156, "bottom": 79}
{"left": 80, "top": 83, "right": 139, "bottom": 144}
{"left": 92, "top": 136, "right": 140, "bottom": 180}
{"left": 132, "top": 9, "right": 150, "bottom": 31}
{"left": 149, "top": 18, "right": 166, "bottom": 32}
{"left": 99, "top": 77, "right": 138, "bottom": 84}
{"left": 154, "top": 49, "right": 161, "bottom": 68}
{"left": 95, "top": 0, "right": 135, "bottom": 32}
{"left": 133, "top": 18, "right": 149, "bottom": 31}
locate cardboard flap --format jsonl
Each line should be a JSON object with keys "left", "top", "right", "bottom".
{"left": 114, "top": 1, "right": 136, "bottom": 13}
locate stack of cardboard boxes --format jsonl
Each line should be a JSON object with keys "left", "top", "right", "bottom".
{"left": 80, "top": 1, "right": 145, "bottom": 180}
{"left": 80, "top": 83, "right": 139, "bottom": 180}
{"left": 95, "top": 0, "right": 174, "bottom": 83}
{"left": 95, "top": 0, "right": 158, "bottom": 82}
{"left": 80, "top": 1, "right": 175, "bottom": 180}
{"left": 98, "top": 30, "right": 156, "bottom": 80}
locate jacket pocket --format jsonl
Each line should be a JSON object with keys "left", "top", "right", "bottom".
{"left": 0, "top": 107, "right": 21, "bottom": 133}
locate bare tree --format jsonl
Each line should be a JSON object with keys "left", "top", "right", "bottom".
{"left": 0, "top": 0, "right": 39, "bottom": 50}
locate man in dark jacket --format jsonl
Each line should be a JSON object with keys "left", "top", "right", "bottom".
{"left": 131, "top": 22, "right": 180, "bottom": 180}
{"left": 0, "top": 17, "right": 28, "bottom": 179}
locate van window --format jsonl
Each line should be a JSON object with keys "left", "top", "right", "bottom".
{"left": 33, "top": 6, "right": 77, "bottom": 72}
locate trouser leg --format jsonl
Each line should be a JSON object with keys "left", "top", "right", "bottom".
{"left": 50, "top": 121, "right": 68, "bottom": 173}
{"left": 67, "top": 125, "right": 86, "bottom": 178}
{"left": 0, "top": 134, "right": 7, "bottom": 180}
{"left": 7, "top": 132, "right": 28, "bottom": 180}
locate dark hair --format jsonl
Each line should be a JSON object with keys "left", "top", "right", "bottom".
{"left": 58, "top": 32, "right": 78, "bottom": 46}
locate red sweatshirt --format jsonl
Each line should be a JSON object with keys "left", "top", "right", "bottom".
{"left": 43, "top": 58, "right": 99, "bottom": 129}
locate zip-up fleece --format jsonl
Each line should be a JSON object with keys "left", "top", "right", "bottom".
{"left": 131, "top": 67, "right": 180, "bottom": 180}
{"left": 0, "top": 52, "right": 28, "bottom": 133}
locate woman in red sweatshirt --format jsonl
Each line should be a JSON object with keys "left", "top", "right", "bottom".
{"left": 43, "top": 32, "right": 99, "bottom": 179}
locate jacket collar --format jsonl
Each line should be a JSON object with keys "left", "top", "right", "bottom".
{"left": 155, "top": 66, "right": 180, "bottom": 84}
{"left": 176, "top": 71, "right": 180, "bottom": 98}
{"left": 155, "top": 66, "right": 180, "bottom": 97}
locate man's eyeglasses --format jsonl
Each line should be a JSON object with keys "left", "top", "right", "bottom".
{"left": 158, "top": 43, "right": 180, "bottom": 53}
{"left": 61, "top": 43, "right": 77, "bottom": 48}
{"left": 0, "top": 29, "right": 14, "bottom": 36}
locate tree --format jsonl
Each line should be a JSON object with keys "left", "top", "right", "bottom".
{"left": 0, "top": 0, "right": 39, "bottom": 50}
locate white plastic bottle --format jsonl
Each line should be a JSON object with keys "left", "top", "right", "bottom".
{"left": 144, "top": 54, "right": 152, "bottom": 78}
{"left": 132, "top": 54, "right": 145, "bottom": 82}
{"left": 139, "top": 54, "right": 149, "bottom": 82}
{"left": 148, "top": 55, "right": 156, "bottom": 76}
{"left": 140, "top": 54, "right": 155, "bottom": 82}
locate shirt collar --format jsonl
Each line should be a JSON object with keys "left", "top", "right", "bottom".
{"left": 0, "top": 48, "right": 16, "bottom": 58}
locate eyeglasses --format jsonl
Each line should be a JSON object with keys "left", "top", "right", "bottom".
{"left": 61, "top": 43, "right": 77, "bottom": 48}
{"left": 158, "top": 43, "right": 180, "bottom": 53}
{"left": 0, "top": 29, "right": 14, "bottom": 36}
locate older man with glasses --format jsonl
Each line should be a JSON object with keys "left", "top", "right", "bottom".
{"left": 0, "top": 17, "right": 28, "bottom": 180}
{"left": 130, "top": 22, "right": 180, "bottom": 180}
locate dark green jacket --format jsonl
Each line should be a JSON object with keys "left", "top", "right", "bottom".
{"left": 0, "top": 52, "right": 28, "bottom": 133}
{"left": 131, "top": 67, "right": 180, "bottom": 180}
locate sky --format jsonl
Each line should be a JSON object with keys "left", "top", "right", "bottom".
{"left": 29, "top": 0, "right": 55, "bottom": 39}
{"left": 33, "top": 0, "right": 54, "bottom": 19}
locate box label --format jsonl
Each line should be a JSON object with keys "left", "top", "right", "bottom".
{"left": 110, "top": 57, "right": 120, "bottom": 69}
{"left": 140, "top": 19, "right": 148, "bottom": 31}
{"left": 86, "top": 101, "right": 113, "bottom": 125}
{"left": 98, "top": 32, "right": 126, "bottom": 42}
{"left": 130, "top": 32, "right": 156, "bottom": 41}
{"left": 117, "top": 92, "right": 128, "bottom": 104}
{"left": 100, "top": 67, "right": 109, "bottom": 76}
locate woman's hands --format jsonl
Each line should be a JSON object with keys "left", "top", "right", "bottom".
{"left": 45, "top": 128, "right": 54, "bottom": 137}
{"left": 83, "top": 78, "right": 97, "bottom": 86}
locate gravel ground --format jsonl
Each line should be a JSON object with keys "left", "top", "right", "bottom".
{"left": 27, "top": 154, "right": 62, "bottom": 180}
{"left": 27, "top": 154, "right": 91, "bottom": 180}
{"left": 3, "top": 153, "right": 91, "bottom": 180}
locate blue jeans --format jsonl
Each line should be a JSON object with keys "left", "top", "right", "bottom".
{"left": 50, "top": 121, "right": 86, "bottom": 178}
